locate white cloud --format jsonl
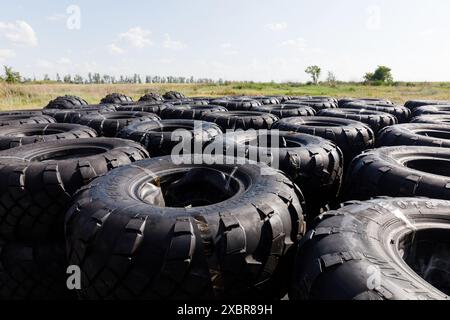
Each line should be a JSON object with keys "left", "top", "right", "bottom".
{"left": 163, "top": 34, "right": 186, "bottom": 50}
{"left": 266, "top": 22, "right": 288, "bottom": 31}
{"left": 0, "top": 49, "right": 15, "bottom": 62}
{"left": 0, "top": 20, "right": 38, "bottom": 47}
{"left": 108, "top": 43, "right": 125, "bottom": 55}
{"left": 118, "top": 27, "right": 152, "bottom": 48}
{"left": 281, "top": 37, "right": 307, "bottom": 50}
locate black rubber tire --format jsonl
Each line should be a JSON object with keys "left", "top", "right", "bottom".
{"left": 252, "top": 104, "right": 316, "bottom": 119}
{"left": 378, "top": 123, "right": 450, "bottom": 148}
{"left": 272, "top": 117, "right": 375, "bottom": 168}
{"left": 405, "top": 100, "right": 450, "bottom": 110}
{"left": 160, "top": 105, "right": 227, "bottom": 120}
{"left": 210, "top": 99, "right": 262, "bottom": 111}
{"left": 344, "top": 102, "right": 411, "bottom": 123}
{"left": 163, "top": 91, "right": 186, "bottom": 100}
{"left": 251, "top": 97, "right": 281, "bottom": 105}
{"left": 0, "top": 138, "right": 149, "bottom": 241}
{"left": 75, "top": 111, "right": 161, "bottom": 137}
{"left": 412, "top": 105, "right": 450, "bottom": 117}
{"left": 0, "top": 241, "right": 75, "bottom": 300}
{"left": 0, "top": 110, "right": 44, "bottom": 116}
{"left": 338, "top": 98, "right": 393, "bottom": 108}
{"left": 202, "top": 111, "right": 279, "bottom": 131}
{"left": 48, "top": 105, "right": 117, "bottom": 123}
{"left": 412, "top": 115, "right": 450, "bottom": 125}
{"left": 291, "top": 197, "right": 450, "bottom": 300}
{"left": 269, "top": 96, "right": 293, "bottom": 103}
{"left": 0, "top": 123, "right": 97, "bottom": 150}
{"left": 345, "top": 146, "right": 450, "bottom": 201}
{"left": 210, "top": 130, "right": 343, "bottom": 218}
{"left": 0, "top": 114, "right": 55, "bottom": 127}
{"left": 116, "top": 103, "right": 168, "bottom": 115}
{"left": 100, "top": 93, "right": 133, "bottom": 105}
{"left": 45, "top": 96, "right": 88, "bottom": 110}
{"left": 65, "top": 155, "right": 305, "bottom": 299}
{"left": 285, "top": 99, "right": 337, "bottom": 111}
{"left": 317, "top": 108, "right": 398, "bottom": 133}
{"left": 139, "top": 93, "right": 164, "bottom": 103}
{"left": 118, "top": 119, "right": 222, "bottom": 156}
{"left": 170, "top": 99, "right": 208, "bottom": 106}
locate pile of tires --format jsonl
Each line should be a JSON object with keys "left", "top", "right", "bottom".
{"left": 1, "top": 92, "right": 449, "bottom": 301}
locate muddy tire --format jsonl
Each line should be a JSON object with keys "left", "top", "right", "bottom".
{"left": 161, "top": 105, "right": 227, "bottom": 120}
{"left": 65, "top": 155, "right": 305, "bottom": 299}
{"left": 345, "top": 146, "right": 450, "bottom": 201}
{"left": 252, "top": 104, "right": 316, "bottom": 119}
{"left": 75, "top": 111, "right": 160, "bottom": 137}
{"left": 377, "top": 123, "right": 450, "bottom": 148}
{"left": 118, "top": 119, "right": 222, "bottom": 156}
{"left": 291, "top": 197, "right": 450, "bottom": 300}
{"left": 0, "top": 123, "right": 97, "bottom": 150}
{"left": 45, "top": 96, "right": 88, "bottom": 110}
{"left": 202, "top": 111, "right": 279, "bottom": 131}
{"left": 0, "top": 138, "right": 148, "bottom": 241}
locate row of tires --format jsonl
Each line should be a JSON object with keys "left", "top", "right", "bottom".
{"left": 0, "top": 93, "right": 449, "bottom": 300}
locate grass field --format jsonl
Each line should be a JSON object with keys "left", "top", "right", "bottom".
{"left": 1, "top": 82, "right": 450, "bottom": 110}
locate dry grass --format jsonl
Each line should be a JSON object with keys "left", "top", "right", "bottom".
{"left": 1, "top": 82, "right": 450, "bottom": 110}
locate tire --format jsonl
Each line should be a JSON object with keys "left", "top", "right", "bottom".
{"left": 202, "top": 111, "right": 279, "bottom": 131}
{"left": 344, "top": 102, "right": 411, "bottom": 123}
{"left": 0, "top": 241, "right": 75, "bottom": 300}
{"left": 210, "top": 130, "right": 343, "bottom": 218}
{"left": 378, "top": 123, "right": 450, "bottom": 148}
{"left": 210, "top": 99, "right": 262, "bottom": 111}
{"left": 405, "top": 100, "right": 450, "bottom": 110}
{"left": 163, "top": 91, "right": 186, "bottom": 100}
{"left": 0, "top": 138, "right": 149, "bottom": 241}
{"left": 160, "top": 105, "right": 227, "bottom": 120}
{"left": 0, "top": 114, "right": 55, "bottom": 127}
{"left": 272, "top": 117, "right": 375, "bottom": 168}
{"left": 345, "top": 146, "right": 450, "bottom": 201}
{"left": 65, "top": 155, "right": 305, "bottom": 299}
{"left": 118, "top": 119, "right": 222, "bottom": 156}
{"left": 252, "top": 104, "right": 316, "bottom": 118}
{"left": 285, "top": 100, "right": 337, "bottom": 111}
{"left": 251, "top": 97, "right": 281, "bottom": 105}
{"left": 139, "top": 93, "right": 164, "bottom": 103}
{"left": 48, "top": 105, "right": 117, "bottom": 123}
{"left": 412, "top": 105, "right": 450, "bottom": 117}
{"left": 45, "top": 96, "right": 88, "bottom": 110}
{"left": 170, "top": 99, "right": 208, "bottom": 106}
{"left": 75, "top": 111, "right": 161, "bottom": 137}
{"left": 0, "top": 123, "right": 97, "bottom": 150}
{"left": 116, "top": 103, "right": 168, "bottom": 115}
{"left": 269, "top": 96, "right": 293, "bottom": 103}
{"left": 291, "top": 197, "right": 450, "bottom": 300}
{"left": 338, "top": 98, "right": 394, "bottom": 108}
{"left": 100, "top": 93, "right": 133, "bottom": 105}
{"left": 0, "top": 110, "right": 44, "bottom": 116}
{"left": 412, "top": 115, "right": 450, "bottom": 125}
{"left": 317, "top": 108, "right": 398, "bottom": 133}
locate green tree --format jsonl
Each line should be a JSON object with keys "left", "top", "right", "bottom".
{"left": 305, "top": 65, "right": 321, "bottom": 85}
{"left": 364, "top": 66, "right": 393, "bottom": 83}
{"left": 3, "top": 66, "right": 21, "bottom": 83}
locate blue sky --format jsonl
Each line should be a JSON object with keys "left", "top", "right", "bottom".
{"left": 1, "top": 0, "right": 450, "bottom": 82}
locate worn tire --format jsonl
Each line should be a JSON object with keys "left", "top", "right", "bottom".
{"left": 100, "top": 93, "right": 133, "bottom": 105}
{"left": 378, "top": 123, "right": 450, "bottom": 147}
{"left": 0, "top": 138, "right": 149, "bottom": 241}
{"left": 345, "top": 146, "right": 450, "bottom": 201}
{"left": 45, "top": 96, "right": 88, "bottom": 110}
{"left": 75, "top": 111, "right": 161, "bottom": 137}
{"left": 161, "top": 105, "right": 227, "bottom": 120}
{"left": 412, "top": 115, "right": 450, "bottom": 125}
{"left": 118, "top": 119, "right": 222, "bottom": 156}
{"left": 65, "top": 155, "right": 305, "bottom": 299}
{"left": 49, "top": 105, "right": 117, "bottom": 123}
{"left": 211, "top": 99, "right": 262, "bottom": 111}
{"left": 317, "top": 108, "right": 398, "bottom": 133}
{"left": 139, "top": 93, "right": 164, "bottom": 103}
{"left": 344, "top": 102, "right": 411, "bottom": 123}
{"left": 412, "top": 105, "right": 450, "bottom": 117}
{"left": 252, "top": 104, "right": 316, "bottom": 118}
{"left": 405, "top": 100, "right": 450, "bottom": 110}
{"left": 0, "top": 241, "right": 75, "bottom": 300}
{"left": 117, "top": 103, "right": 168, "bottom": 115}
{"left": 0, "top": 114, "right": 55, "bottom": 126}
{"left": 251, "top": 97, "right": 280, "bottom": 105}
{"left": 0, "top": 123, "right": 97, "bottom": 150}
{"left": 163, "top": 91, "right": 186, "bottom": 100}
{"left": 338, "top": 98, "right": 393, "bottom": 108}
{"left": 273, "top": 117, "right": 375, "bottom": 168}
{"left": 285, "top": 99, "right": 337, "bottom": 111}
{"left": 202, "top": 111, "right": 278, "bottom": 131}
{"left": 210, "top": 130, "right": 343, "bottom": 218}
{"left": 291, "top": 197, "right": 450, "bottom": 300}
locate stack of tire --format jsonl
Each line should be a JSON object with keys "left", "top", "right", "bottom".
{"left": 1, "top": 92, "right": 449, "bottom": 301}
